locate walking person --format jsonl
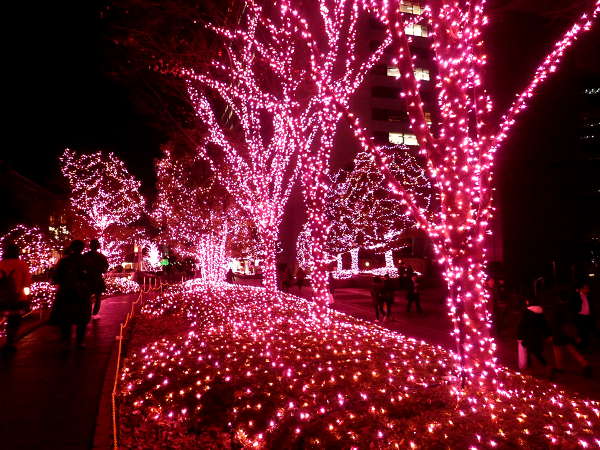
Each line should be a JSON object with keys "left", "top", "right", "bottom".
{"left": 551, "top": 299, "right": 592, "bottom": 378}
{"left": 406, "top": 274, "right": 422, "bottom": 313}
{"left": 51, "top": 240, "right": 92, "bottom": 348}
{"left": 225, "top": 268, "right": 235, "bottom": 284}
{"left": 570, "top": 282, "right": 594, "bottom": 352}
{"left": 488, "top": 277, "right": 509, "bottom": 336}
{"left": 381, "top": 275, "right": 395, "bottom": 321}
{"left": 517, "top": 298, "right": 551, "bottom": 375}
{"left": 0, "top": 243, "right": 31, "bottom": 351}
{"left": 370, "top": 277, "right": 384, "bottom": 321}
{"left": 83, "top": 239, "right": 108, "bottom": 317}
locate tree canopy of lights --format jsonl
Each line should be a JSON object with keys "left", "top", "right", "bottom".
{"left": 178, "top": 0, "right": 394, "bottom": 299}
{"left": 152, "top": 146, "right": 256, "bottom": 282}
{"left": 297, "top": 146, "right": 433, "bottom": 273}
{"left": 60, "top": 149, "right": 145, "bottom": 266}
{"left": 0, "top": 224, "right": 57, "bottom": 273}
{"left": 181, "top": 0, "right": 321, "bottom": 291}
{"left": 345, "top": 0, "right": 600, "bottom": 384}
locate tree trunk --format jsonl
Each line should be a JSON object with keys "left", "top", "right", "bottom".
{"left": 443, "top": 250, "right": 496, "bottom": 385}
{"left": 307, "top": 218, "right": 330, "bottom": 305}
{"left": 198, "top": 233, "right": 227, "bottom": 283}
{"left": 384, "top": 250, "right": 394, "bottom": 269}
{"left": 350, "top": 248, "right": 360, "bottom": 272}
{"left": 259, "top": 227, "right": 279, "bottom": 292}
{"left": 336, "top": 253, "right": 343, "bottom": 272}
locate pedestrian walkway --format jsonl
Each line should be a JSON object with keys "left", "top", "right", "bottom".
{"left": 0, "top": 294, "right": 135, "bottom": 449}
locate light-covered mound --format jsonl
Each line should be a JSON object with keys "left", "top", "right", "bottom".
{"left": 105, "top": 276, "right": 139, "bottom": 296}
{"left": 118, "top": 281, "right": 600, "bottom": 449}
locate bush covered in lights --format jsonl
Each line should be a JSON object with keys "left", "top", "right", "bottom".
{"left": 1, "top": 282, "right": 56, "bottom": 339}
{"left": 117, "top": 282, "right": 600, "bottom": 448}
{"left": 105, "top": 277, "right": 140, "bottom": 296}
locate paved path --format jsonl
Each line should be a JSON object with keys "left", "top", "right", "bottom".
{"left": 0, "top": 294, "right": 135, "bottom": 449}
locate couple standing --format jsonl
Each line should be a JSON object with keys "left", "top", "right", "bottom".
{"left": 51, "top": 239, "right": 108, "bottom": 348}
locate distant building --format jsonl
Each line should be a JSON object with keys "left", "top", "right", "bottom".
{"left": 577, "top": 78, "right": 600, "bottom": 276}
{"left": 333, "top": 2, "right": 503, "bottom": 271}
{"left": 337, "top": 2, "right": 435, "bottom": 157}
{"left": 0, "top": 161, "right": 66, "bottom": 234}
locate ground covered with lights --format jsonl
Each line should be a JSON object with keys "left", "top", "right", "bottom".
{"left": 117, "top": 282, "right": 600, "bottom": 448}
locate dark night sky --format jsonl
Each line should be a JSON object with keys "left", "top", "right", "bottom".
{"left": 3, "top": 0, "right": 599, "bottom": 280}
{"left": 4, "top": 1, "right": 164, "bottom": 193}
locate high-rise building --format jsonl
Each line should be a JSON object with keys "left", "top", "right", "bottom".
{"left": 344, "top": 2, "right": 435, "bottom": 153}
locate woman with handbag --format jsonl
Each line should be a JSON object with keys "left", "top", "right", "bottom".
{"left": 0, "top": 243, "right": 31, "bottom": 351}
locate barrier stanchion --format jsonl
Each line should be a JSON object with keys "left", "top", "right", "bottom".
{"left": 111, "top": 286, "right": 144, "bottom": 450}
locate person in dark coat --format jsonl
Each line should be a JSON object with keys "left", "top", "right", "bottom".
{"left": 380, "top": 275, "right": 395, "bottom": 321}
{"left": 51, "top": 240, "right": 92, "bottom": 348}
{"left": 0, "top": 243, "right": 31, "bottom": 351}
{"left": 83, "top": 239, "right": 109, "bottom": 317}
{"left": 517, "top": 299, "right": 551, "bottom": 370}
{"left": 406, "top": 274, "right": 422, "bottom": 313}
{"left": 569, "top": 282, "right": 594, "bottom": 352}
{"left": 225, "top": 268, "right": 235, "bottom": 284}
{"left": 370, "top": 277, "right": 384, "bottom": 321}
{"left": 551, "top": 297, "right": 592, "bottom": 378}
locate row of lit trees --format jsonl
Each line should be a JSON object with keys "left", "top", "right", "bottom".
{"left": 173, "top": 0, "right": 598, "bottom": 382}
{"left": 10, "top": 0, "right": 592, "bottom": 383}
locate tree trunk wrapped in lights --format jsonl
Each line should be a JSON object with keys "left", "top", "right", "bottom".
{"left": 182, "top": 1, "right": 311, "bottom": 291}
{"left": 349, "top": 0, "right": 599, "bottom": 384}
{"left": 197, "top": 232, "right": 228, "bottom": 283}
{"left": 152, "top": 146, "right": 253, "bottom": 281}
{"left": 180, "top": 0, "right": 392, "bottom": 301}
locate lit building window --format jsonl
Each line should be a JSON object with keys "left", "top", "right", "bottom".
{"left": 387, "top": 67, "right": 430, "bottom": 81}
{"left": 400, "top": 0, "right": 424, "bottom": 15}
{"left": 389, "top": 132, "right": 418, "bottom": 146}
{"left": 405, "top": 23, "right": 429, "bottom": 37}
{"left": 424, "top": 112, "right": 432, "bottom": 124}
{"left": 387, "top": 66, "right": 401, "bottom": 77}
{"left": 414, "top": 68, "right": 430, "bottom": 81}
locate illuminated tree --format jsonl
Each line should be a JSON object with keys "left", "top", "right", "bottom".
{"left": 298, "top": 147, "right": 433, "bottom": 272}
{"left": 181, "top": 0, "right": 392, "bottom": 298}
{"left": 152, "top": 146, "right": 210, "bottom": 259}
{"left": 60, "top": 149, "right": 145, "bottom": 266}
{"left": 182, "top": 2, "right": 312, "bottom": 291}
{"left": 347, "top": 0, "right": 599, "bottom": 382}
{"left": 143, "top": 242, "right": 162, "bottom": 270}
{"left": 292, "top": 0, "right": 393, "bottom": 304}
{"left": 0, "top": 224, "right": 57, "bottom": 273}
{"left": 152, "top": 146, "right": 255, "bottom": 281}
